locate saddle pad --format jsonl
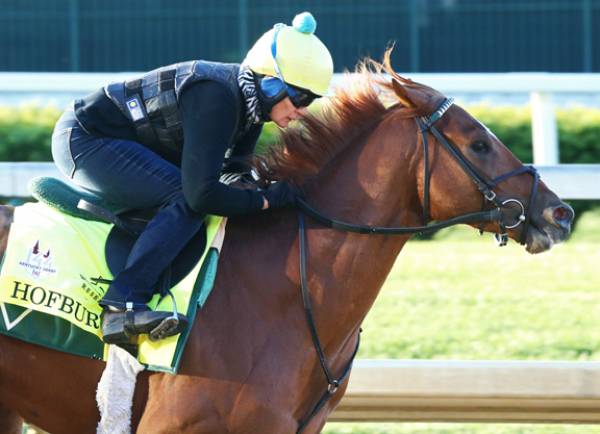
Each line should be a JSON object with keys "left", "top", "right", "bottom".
{"left": 0, "top": 202, "right": 225, "bottom": 373}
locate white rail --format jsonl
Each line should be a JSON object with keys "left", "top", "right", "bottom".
{"left": 333, "top": 360, "right": 600, "bottom": 423}
{"left": 362, "top": 73, "right": 600, "bottom": 166}
{"left": 0, "top": 162, "right": 598, "bottom": 200}
{"left": 3, "top": 72, "right": 600, "bottom": 166}
{"left": 0, "top": 163, "right": 68, "bottom": 197}
{"left": 5, "top": 72, "right": 600, "bottom": 94}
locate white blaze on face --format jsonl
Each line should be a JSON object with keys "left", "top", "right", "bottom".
{"left": 475, "top": 119, "right": 500, "bottom": 142}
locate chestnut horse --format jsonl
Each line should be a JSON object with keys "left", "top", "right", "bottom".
{"left": 0, "top": 56, "right": 573, "bottom": 434}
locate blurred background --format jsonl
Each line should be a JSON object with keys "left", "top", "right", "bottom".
{"left": 2, "top": 1, "right": 600, "bottom": 434}
{"left": 1, "top": 0, "right": 599, "bottom": 73}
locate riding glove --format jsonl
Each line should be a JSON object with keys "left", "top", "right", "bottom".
{"left": 263, "top": 181, "right": 303, "bottom": 209}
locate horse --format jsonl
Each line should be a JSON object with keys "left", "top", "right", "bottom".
{"left": 0, "top": 52, "right": 573, "bottom": 434}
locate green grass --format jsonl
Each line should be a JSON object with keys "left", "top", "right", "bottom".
{"left": 323, "top": 209, "right": 600, "bottom": 434}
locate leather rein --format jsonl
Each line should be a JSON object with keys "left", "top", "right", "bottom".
{"left": 295, "top": 97, "right": 540, "bottom": 432}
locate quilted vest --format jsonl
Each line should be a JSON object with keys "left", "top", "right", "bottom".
{"left": 104, "top": 61, "right": 242, "bottom": 153}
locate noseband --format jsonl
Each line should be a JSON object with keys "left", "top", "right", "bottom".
{"left": 294, "top": 97, "right": 541, "bottom": 433}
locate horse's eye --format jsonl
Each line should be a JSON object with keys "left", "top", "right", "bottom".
{"left": 470, "top": 141, "right": 490, "bottom": 154}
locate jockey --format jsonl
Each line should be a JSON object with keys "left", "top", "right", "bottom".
{"left": 50, "top": 12, "right": 333, "bottom": 345}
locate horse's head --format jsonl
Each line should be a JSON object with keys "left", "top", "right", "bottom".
{"left": 255, "top": 51, "right": 573, "bottom": 254}
{"left": 382, "top": 55, "right": 573, "bottom": 254}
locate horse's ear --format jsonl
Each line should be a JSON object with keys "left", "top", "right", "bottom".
{"left": 391, "top": 79, "right": 416, "bottom": 108}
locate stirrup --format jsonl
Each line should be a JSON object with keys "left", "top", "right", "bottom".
{"left": 149, "top": 290, "right": 181, "bottom": 342}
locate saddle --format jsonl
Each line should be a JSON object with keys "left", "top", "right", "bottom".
{"left": 0, "top": 177, "right": 224, "bottom": 372}
{"left": 28, "top": 176, "right": 208, "bottom": 348}
{"left": 28, "top": 176, "right": 207, "bottom": 289}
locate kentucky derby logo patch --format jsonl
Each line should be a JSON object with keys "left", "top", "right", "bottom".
{"left": 19, "top": 240, "right": 56, "bottom": 279}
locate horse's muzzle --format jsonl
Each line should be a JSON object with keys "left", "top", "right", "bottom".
{"left": 525, "top": 201, "right": 574, "bottom": 254}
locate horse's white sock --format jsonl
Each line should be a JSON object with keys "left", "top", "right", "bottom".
{"left": 96, "top": 345, "right": 144, "bottom": 434}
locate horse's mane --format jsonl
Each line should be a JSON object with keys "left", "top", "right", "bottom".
{"left": 254, "top": 49, "right": 441, "bottom": 185}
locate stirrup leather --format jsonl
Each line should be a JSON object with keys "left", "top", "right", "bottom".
{"left": 77, "top": 199, "right": 141, "bottom": 236}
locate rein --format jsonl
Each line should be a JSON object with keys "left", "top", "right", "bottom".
{"left": 294, "top": 97, "right": 540, "bottom": 432}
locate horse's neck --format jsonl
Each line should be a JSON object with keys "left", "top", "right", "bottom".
{"left": 0, "top": 206, "right": 14, "bottom": 258}
{"left": 290, "top": 117, "right": 424, "bottom": 352}
{"left": 218, "top": 117, "right": 422, "bottom": 365}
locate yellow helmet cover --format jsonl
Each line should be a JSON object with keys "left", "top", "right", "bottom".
{"left": 243, "top": 12, "right": 333, "bottom": 96}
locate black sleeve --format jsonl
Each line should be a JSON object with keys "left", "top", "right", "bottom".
{"left": 230, "top": 124, "right": 263, "bottom": 158}
{"left": 222, "top": 123, "right": 263, "bottom": 174}
{"left": 180, "top": 81, "right": 265, "bottom": 216}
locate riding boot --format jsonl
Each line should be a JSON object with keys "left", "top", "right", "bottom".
{"left": 101, "top": 306, "right": 189, "bottom": 344}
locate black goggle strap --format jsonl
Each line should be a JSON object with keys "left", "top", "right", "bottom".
{"left": 289, "top": 87, "right": 318, "bottom": 108}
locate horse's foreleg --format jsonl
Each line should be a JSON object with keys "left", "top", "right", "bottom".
{"left": 0, "top": 404, "right": 23, "bottom": 434}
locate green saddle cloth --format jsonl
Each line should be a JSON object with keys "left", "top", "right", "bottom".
{"left": 0, "top": 177, "right": 224, "bottom": 373}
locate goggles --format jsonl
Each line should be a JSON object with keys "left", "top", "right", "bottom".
{"left": 258, "top": 75, "right": 318, "bottom": 113}
{"left": 286, "top": 83, "right": 318, "bottom": 108}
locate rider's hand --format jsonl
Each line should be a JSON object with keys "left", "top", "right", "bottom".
{"left": 262, "top": 181, "right": 303, "bottom": 210}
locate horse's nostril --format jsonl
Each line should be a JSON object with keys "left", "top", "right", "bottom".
{"left": 552, "top": 204, "right": 574, "bottom": 227}
{"left": 553, "top": 207, "right": 568, "bottom": 222}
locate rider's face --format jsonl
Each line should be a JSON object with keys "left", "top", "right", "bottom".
{"left": 269, "top": 97, "right": 309, "bottom": 128}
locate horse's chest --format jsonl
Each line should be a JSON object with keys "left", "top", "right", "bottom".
{"left": 141, "top": 374, "right": 300, "bottom": 433}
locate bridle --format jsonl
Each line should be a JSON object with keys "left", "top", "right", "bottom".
{"left": 295, "top": 97, "right": 540, "bottom": 432}
{"left": 416, "top": 98, "right": 540, "bottom": 246}
{"left": 299, "top": 97, "right": 541, "bottom": 244}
